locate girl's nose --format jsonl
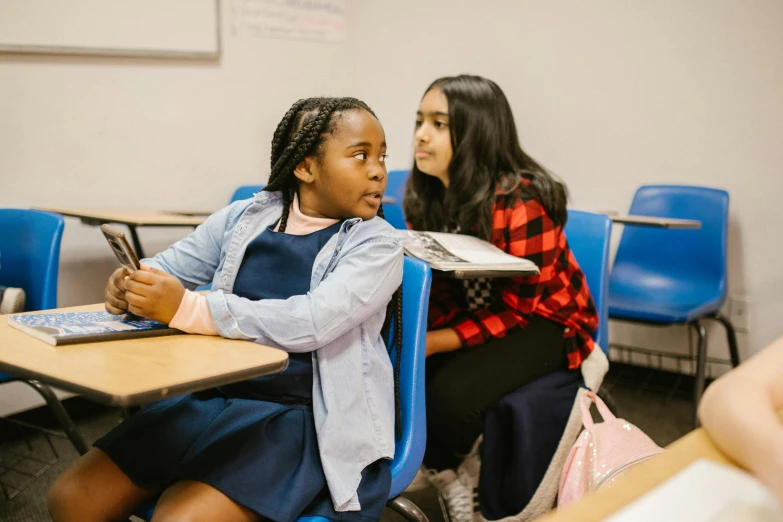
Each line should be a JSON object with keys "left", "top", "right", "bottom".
{"left": 414, "top": 125, "right": 428, "bottom": 143}
{"left": 368, "top": 163, "right": 385, "bottom": 181}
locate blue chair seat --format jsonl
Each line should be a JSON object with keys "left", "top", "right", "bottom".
{"left": 608, "top": 294, "right": 723, "bottom": 324}
{"left": 609, "top": 267, "right": 724, "bottom": 323}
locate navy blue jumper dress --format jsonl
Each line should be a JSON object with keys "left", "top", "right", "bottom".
{"left": 95, "top": 221, "right": 391, "bottom": 522}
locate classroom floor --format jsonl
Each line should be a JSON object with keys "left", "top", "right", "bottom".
{"left": 0, "top": 363, "right": 694, "bottom": 522}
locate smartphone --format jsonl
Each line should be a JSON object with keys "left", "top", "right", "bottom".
{"left": 100, "top": 224, "right": 141, "bottom": 273}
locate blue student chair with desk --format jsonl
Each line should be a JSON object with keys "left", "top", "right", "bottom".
{"left": 607, "top": 185, "right": 738, "bottom": 427}
{"left": 0, "top": 209, "right": 90, "bottom": 455}
{"left": 136, "top": 256, "right": 432, "bottom": 522}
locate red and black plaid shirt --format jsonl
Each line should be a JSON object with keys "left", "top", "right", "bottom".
{"left": 427, "top": 179, "right": 598, "bottom": 369}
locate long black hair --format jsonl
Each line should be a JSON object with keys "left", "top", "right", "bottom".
{"left": 264, "top": 97, "right": 404, "bottom": 436}
{"left": 403, "top": 75, "right": 568, "bottom": 240}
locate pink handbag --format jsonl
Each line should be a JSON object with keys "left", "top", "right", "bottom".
{"left": 558, "top": 390, "right": 665, "bottom": 507}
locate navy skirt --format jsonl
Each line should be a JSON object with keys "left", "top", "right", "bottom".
{"left": 95, "top": 388, "right": 391, "bottom": 522}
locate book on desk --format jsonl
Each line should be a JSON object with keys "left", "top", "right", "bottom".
{"left": 396, "top": 230, "right": 539, "bottom": 278}
{"left": 8, "top": 311, "right": 182, "bottom": 346}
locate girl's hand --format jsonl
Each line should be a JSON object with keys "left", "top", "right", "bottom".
{"left": 124, "top": 265, "right": 186, "bottom": 324}
{"left": 425, "top": 329, "right": 462, "bottom": 357}
{"left": 104, "top": 267, "right": 130, "bottom": 315}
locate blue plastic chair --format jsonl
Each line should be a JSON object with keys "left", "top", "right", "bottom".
{"left": 230, "top": 184, "right": 265, "bottom": 203}
{"left": 607, "top": 185, "right": 739, "bottom": 426}
{"left": 563, "top": 210, "right": 612, "bottom": 352}
{"left": 0, "top": 209, "right": 89, "bottom": 454}
{"left": 136, "top": 257, "right": 431, "bottom": 522}
{"left": 382, "top": 170, "right": 410, "bottom": 230}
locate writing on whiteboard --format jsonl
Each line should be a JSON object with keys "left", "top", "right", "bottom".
{"left": 231, "top": 0, "right": 346, "bottom": 42}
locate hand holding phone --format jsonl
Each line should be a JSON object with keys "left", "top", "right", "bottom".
{"left": 101, "top": 224, "right": 140, "bottom": 315}
{"left": 105, "top": 267, "right": 130, "bottom": 315}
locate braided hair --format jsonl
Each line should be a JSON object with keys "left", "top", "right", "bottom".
{"left": 264, "top": 97, "right": 404, "bottom": 437}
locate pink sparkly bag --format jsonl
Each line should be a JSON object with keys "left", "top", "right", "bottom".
{"left": 557, "top": 390, "right": 664, "bottom": 507}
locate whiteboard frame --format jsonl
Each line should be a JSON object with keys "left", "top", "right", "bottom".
{"left": 0, "top": 0, "right": 222, "bottom": 60}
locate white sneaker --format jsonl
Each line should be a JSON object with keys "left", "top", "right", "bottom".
{"left": 403, "top": 465, "right": 433, "bottom": 493}
{"left": 431, "top": 469, "right": 474, "bottom": 522}
{"left": 458, "top": 449, "right": 483, "bottom": 522}
{"left": 0, "top": 287, "right": 25, "bottom": 314}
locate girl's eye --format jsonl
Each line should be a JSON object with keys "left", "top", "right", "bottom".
{"left": 414, "top": 120, "right": 423, "bottom": 128}
{"left": 354, "top": 152, "right": 367, "bottom": 161}
{"left": 380, "top": 154, "right": 388, "bottom": 163}
{"left": 435, "top": 120, "right": 448, "bottom": 128}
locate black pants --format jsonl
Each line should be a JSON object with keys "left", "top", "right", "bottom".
{"left": 423, "top": 315, "right": 569, "bottom": 470}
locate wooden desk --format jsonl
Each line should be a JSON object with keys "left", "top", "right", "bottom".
{"left": 599, "top": 211, "right": 702, "bottom": 229}
{"left": 0, "top": 304, "right": 288, "bottom": 408}
{"left": 538, "top": 428, "right": 733, "bottom": 522}
{"left": 39, "top": 201, "right": 399, "bottom": 258}
{"left": 35, "top": 207, "right": 207, "bottom": 258}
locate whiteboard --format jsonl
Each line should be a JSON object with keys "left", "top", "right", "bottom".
{"left": 0, "top": 0, "right": 221, "bottom": 59}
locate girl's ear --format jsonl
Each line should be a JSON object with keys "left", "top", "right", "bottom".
{"left": 293, "top": 157, "right": 316, "bottom": 184}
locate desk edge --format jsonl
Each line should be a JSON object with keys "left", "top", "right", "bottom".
{"left": 0, "top": 358, "right": 289, "bottom": 407}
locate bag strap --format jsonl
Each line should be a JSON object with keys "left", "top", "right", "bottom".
{"left": 580, "top": 390, "right": 617, "bottom": 428}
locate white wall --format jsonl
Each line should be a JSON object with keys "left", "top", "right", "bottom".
{"left": 1, "top": 0, "right": 360, "bottom": 308}
{"left": 1, "top": 1, "right": 782, "bottom": 414}
{"left": 0, "top": 0, "right": 360, "bottom": 414}
{"left": 352, "top": 0, "right": 783, "bottom": 371}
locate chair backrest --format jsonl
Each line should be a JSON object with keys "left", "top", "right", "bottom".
{"left": 230, "top": 184, "right": 265, "bottom": 203}
{"left": 386, "top": 169, "right": 410, "bottom": 203}
{"left": 388, "top": 256, "right": 432, "bottom": 497}
{"left": 564, "top": 210, "right": 612, "bottom": 352}
{"left": 0, "top": 209, "right": 64, "bottom": 311}
{"left": 610, "top": 185, "right": 729, "bottom": 306}
{"left": 382, "top": 170, "right": 410, "bottom": 230}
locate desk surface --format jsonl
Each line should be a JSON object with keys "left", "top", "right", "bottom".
{"left": 538, "top": 428, "right": 733, "bottom": 522}
{"left": 0, "top": 304, "right": 288, "bottom": 407}
{"left": 35, "top": 207, "right": 207, "bottom": 227}
{"left": 38, "top": 202, "right": 398, "bottom": 226}
{"left": 600, "top": 212, "right": 702, "bottom": 229}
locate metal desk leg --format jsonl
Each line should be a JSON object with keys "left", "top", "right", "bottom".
{"left": 690, "top": 321, "right": 708, "bottom": 428}
{"left": 388, "top": 496, "right": 429, "bottom": 522}
{"left": 25, "top": 380, "right": 90, "bottom": 455}
{"left": 127, "top": 225, "right": 145, "bottom": 259}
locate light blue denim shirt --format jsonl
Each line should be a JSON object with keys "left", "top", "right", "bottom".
{"left": 141, "top": 190, "right": 403, "bottom": 511}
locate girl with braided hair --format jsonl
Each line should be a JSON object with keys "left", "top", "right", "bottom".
{"left": 49, "top": 97, "right": 403, "bottom": 522}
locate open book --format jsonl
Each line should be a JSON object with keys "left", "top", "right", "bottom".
{"left": 9, "top": 311, "right": 182, "bottom": 346}
{"left": 605, "top": 459, "right": 783, "bottom": 522}
{"left": 395, "top": 231, "right": 539, "bottom": 279}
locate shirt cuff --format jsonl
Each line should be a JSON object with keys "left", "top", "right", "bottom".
{"left": 169, "top": 290, "right": 218, "bottom": 336}
{"left": 453, "top": 320, "right": 482, "bottom": 348}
